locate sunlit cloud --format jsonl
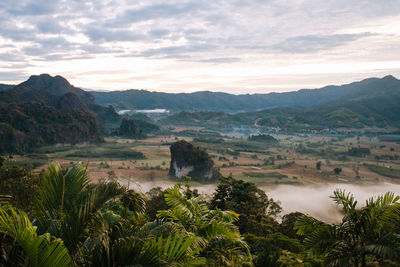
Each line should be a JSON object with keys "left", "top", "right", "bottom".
{"left": 0, "top": 0, "right": 399, "bottom": 92}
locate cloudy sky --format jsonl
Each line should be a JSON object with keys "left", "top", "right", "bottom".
{"left": 1, "top": 0, "right": 400, "bottom": 93}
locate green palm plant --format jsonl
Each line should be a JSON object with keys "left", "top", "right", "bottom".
{"left": 296, "top": 189, "right": 400, "bottom": 267}
{"left": 82, "top": 204, "right": 207, "bottom": 266}
{"left": 0, "top": 205, "right": 71, "bottom": 267}
{"left": 157, "top": 184, "right": 250, "bottom": 265}
{"left": 33, "top": 163, "right": 125, "bottom": 263}
{"left": 32, "top": 163, "right": 206, "bottom": 266}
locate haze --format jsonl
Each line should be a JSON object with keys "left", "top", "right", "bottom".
{"left": 1, "top": 1, "right": 400, "bottom": 93}
{"left": 124, "top": 179, "right": 400, "bottom": 223}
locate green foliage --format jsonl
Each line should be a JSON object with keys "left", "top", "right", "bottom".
{"left": 0, "top": 101, "right": 102, "bottom": 153}
{"left": 248, "top": 134, "right": 278, "bottom": 144}
{"left": 295, "top": 190, "right": 400, "bottom": 266}
{"left": 146, "top": 187, "right": 169, "bottom": 220}
{"left": 93, "top": 75, "right": 400, "bottom": 116}
{"left": 333, "top": 167, "right": 342, "bottom": 175}
{"left": 0, "top": 205, "right": 71, "bottom": 267}
{"left": 316, "top": 161, "right": 322, "bottom": 170}
{"left": 348, "top": 147, "right": 370, "bottom": 156}
{"left": 279, "top": 212, "right": 306, "bottom": 240}
{"left": 193, "top": 136, "right": 225, "bottom": 144}
{"left": 244, "top": 233, "right": 307, "bottom": 267}
{"left": 115, "top": 118, "right": 146, "bottom": 139}
{"left": 0, "top": 159, "right": 39, "bottom": 214}
{"left": 65, "top": 147, "right": 145, "bottom": 159}
{"left": 128, "top": 118, "right": 160, "bottom": 133}
{"left": 33, "top": 163, "right": 125, "bottom": 263}
{"left": 157, "top": 184, "right": 250, "bottom": 266}
{"left": 1, "top": 159, "right": 400, "bottom": 266}
{"left": 210, "top": 177, "right": 281, "bottom": 235}
{"left": 121, "top": 189, "right": 146, "bottom": 216}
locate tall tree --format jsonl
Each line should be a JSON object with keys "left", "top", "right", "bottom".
{"left": 210, "top": 177, "right": 281, "bottom": 235}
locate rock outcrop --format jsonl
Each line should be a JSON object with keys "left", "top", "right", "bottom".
{"left": 116, "top": 118, "right": 143, "bottom": 138}
{"left": 169, "top": 140, "right": 220, "bottom": 182}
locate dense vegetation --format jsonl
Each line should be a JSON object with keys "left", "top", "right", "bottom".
{"left": 0, "top": 74, "right": 121, "bottom": 153}
{"left": 248, "top": 134, "right": 278, "bottom": 144}
{"left": 156, "top": 75, "right": 400, "bottom": 131}
{"left": 0, "top": 102, "right": 102, "bottom": 153}
{"left": 3, "top": 74, "right": 400, "bottom": 154}
{"left": 1, "top": 158, "right": 400, "bottom": 266}
{"left": 159, "top": 91, "right": 400, "bottom": 131}
{"left": 114, "top": 118, "right": 145, "bottom": 139}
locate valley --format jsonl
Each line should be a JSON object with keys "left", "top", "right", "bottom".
{"left": 9, "top": 129, "right": 400, "bottom": 187}
{"left": 2, "top": 74, "right": 400, "bottom": 191}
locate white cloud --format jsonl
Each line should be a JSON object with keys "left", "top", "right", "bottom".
{"left": 0, "top": 0, "right": 399, "bottom": 92}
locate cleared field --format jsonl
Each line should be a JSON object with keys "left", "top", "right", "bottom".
{"left": 5, "top": 132, "right": 399, "bottom": 188}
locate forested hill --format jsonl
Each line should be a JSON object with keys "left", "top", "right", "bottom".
{"left": 13, "top": 74, "right": 120, "bottom": 124}
{"left": 16, "top": 74, "right": 95, "bottom": 105}
{"left": 0, "top": 84, "right": 14, "bottom": 91}
{"left": 0, "top": 74, "right": 115, "bottom": 153}
{"left": 92, "top": 75, "right": 400, "bottom": 113}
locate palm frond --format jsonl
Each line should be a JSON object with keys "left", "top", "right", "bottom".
{"left": 0, "top": 205, "right": 71, "bottom": 267}
{"left": 331, "top": 189, "right": 357, "bottom": 213}
{"left": 154, "top": 233, "right": 206, "bottom": 266}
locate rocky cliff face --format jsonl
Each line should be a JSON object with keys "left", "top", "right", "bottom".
{"left": 168, "top": 140, "right": 220, "bottom": 182}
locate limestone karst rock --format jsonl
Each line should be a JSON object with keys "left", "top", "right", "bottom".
{"left": 168, "top": 140, "right": 220, "bottom": 182}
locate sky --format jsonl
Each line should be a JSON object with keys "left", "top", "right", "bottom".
{"left": 1, "top": 0, "right": 400, "bottom": 94}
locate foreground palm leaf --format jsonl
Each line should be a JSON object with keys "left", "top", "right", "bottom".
{"left": 154, "top": 233, "right": 206, "bottom": 266}
{"left": 33, "top": 163, "right": 125, "bottom": 261}
{"left": 157, "top": 184, "right": 250, "bottom": 265}
{"left": 0, "top": 205, "right": 71, "bottom": 267}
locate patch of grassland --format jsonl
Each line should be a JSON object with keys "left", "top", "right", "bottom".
{"left": 242, "top": 171, "right": 288, "bottom": 179}
{"left": 365, "top": 164, "right": 400, "bottom": 179}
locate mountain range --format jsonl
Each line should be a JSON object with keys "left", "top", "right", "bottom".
{"left": 91, "top": 75, "right": 400, "bottom": 113}
{"left": 156, "top": 75, "right": 400, "bottom": 130}
{"left": 0, "top": 74, "right": 399, "bottom": 153}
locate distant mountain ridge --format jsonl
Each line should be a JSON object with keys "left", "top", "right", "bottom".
{"left": 92, "top": 75, "right": 400, "bottom": 113}
{"left": 0, "top": 84, "right": 14, "bottom": 91}
{"left": 158, "top": 75, "right": 400, "bottom": 130}
{"left": 159, "top": 90, "right": 400, "bottom": 130}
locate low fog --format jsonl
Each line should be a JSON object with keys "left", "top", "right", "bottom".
{"left": 124, "top": 179, "right": 400, "bottom": 223}
{"left": 264, "top": 183, "right": 400, "bottom": 223}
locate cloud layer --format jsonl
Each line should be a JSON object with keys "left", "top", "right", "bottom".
{"left": 1, "top": 0, "right": 400, "bottom": 92}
